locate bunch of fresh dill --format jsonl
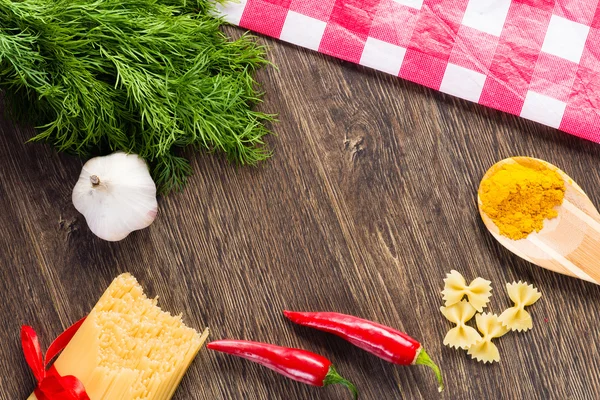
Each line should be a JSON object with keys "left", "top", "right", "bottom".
{"left": 0, "top": 0, "right": 273, "bottom": 193}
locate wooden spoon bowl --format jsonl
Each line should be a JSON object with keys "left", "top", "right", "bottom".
{"left": 478, "top": 157, "right": 600, "bottom": 284}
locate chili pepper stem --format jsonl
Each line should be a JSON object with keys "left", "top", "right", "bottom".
{"left": 415, "top": 348, "right": 443, "bottom": 392}
{"left": 323, "top": 365, "right": 358, "bottom": 399}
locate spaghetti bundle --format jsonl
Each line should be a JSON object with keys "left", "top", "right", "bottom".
{"left": 28, "top": 274, "right": 208, "bottom": 399}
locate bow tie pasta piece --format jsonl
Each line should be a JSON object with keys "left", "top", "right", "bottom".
{"left": 442, "top": 270, "right": 492, "bottom": 312}
{"left": 440, "top": 300, "right": 481, "bottom": 349}
{"left": 467, "top": 313, "right": 509, "bottom": 363}
{"left": 498, "top": 281, "right": 542, "bottom": 332}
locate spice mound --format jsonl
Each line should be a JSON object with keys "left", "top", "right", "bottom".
{"left": 479, "top": 162, "right": 565, "bottom": 240}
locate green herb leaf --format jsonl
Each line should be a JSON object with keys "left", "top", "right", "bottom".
{"left": 0, "top": 0, "right": 274, "bottom": 194}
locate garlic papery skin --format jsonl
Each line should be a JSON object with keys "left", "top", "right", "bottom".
{"left": 72, "top": 152, "right": 158, "bottom": 241}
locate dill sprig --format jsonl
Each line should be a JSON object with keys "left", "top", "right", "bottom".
{"left": 0, "top": 0, "right": 273, "bottom": 193}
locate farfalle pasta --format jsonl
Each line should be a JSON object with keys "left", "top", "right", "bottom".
{"left": 442, "top": 270, "right": 492, "bottom": 312}
{"left": 440, "top": 271, "right": 542, "bottom": 364}
{"left": 440, "top": 300, "right": 480, "bottom": 349}
{"left": 498, "top": 281, "right": 542, "bottom": 332}
{"left": 467, "top": 313, "right": 509, "bottom": 363}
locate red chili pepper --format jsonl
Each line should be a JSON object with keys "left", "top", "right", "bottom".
{"left": 207, "top": 340, "right": 357, "bottom": 399}
{"left": 284, "top": 311, "right": 443, "bottom": 392}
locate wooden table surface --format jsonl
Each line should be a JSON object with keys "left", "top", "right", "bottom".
{"left": 2, "top": 28, "right": 600, "bottom": 400}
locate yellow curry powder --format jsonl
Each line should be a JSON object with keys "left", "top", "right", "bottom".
{"left": 479, "top": 163, "right": 565, "bottom": 240}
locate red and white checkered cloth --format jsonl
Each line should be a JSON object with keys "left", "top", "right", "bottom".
{"left": 217, "top": 0, "right": 600, "bottom": 143}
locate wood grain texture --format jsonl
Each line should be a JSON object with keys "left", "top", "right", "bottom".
{"left": 2, "top": 28, "right": 600, "bottom": 399}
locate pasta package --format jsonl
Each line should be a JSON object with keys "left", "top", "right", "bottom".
{"left": 498, "top": 281, "right": 542, "bottom": 332}
{"left": 28, "top": 273, "right": 209, "bottom": 400}
{"left": 467, "top": 313, "right": 509, "bottom": 363}
{"left": 440, "top": 300, "right": 480, "bottom": 350}
{"left": 442, "top": 270, "right": 492, "bottom": 312}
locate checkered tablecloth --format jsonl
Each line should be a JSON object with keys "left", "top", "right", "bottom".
{"left": 216, "top": 0, "right": 600, "bottom": 143}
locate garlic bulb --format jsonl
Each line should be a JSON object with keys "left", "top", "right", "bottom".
{"left": 72, "top": 152, "right": 158, "bottom": 241}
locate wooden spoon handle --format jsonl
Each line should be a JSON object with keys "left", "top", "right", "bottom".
{"left": 560, "top": 201, "right": 600, "bottom": 283}
{"left": 528, "top": 200, "right": 600, "bottom": 284}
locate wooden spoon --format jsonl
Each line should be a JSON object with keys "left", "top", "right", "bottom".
{"left": 478, "top": 157, "right": 600, "bottom": 284}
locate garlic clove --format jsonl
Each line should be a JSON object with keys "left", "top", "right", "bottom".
{"left": 72, "top": 152, "right": 158, "bottom": 241}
